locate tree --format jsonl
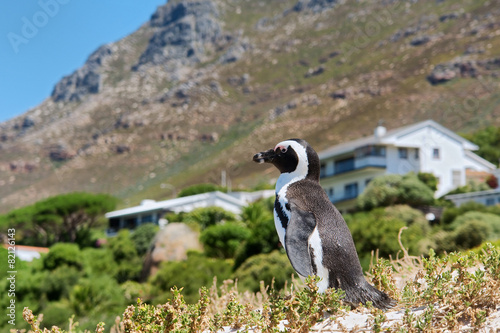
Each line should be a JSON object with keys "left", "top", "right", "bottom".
{"left": 357, "top": 173, "right": 435, "bottom": 210}
{"left": 417, "top": 172, "right": 438, "bottom": 192}
{"left": 232, "top": 250, "right": 295, "bottom": 293}
{"left": 150, "top": 252, "right": 232, "bottom": 304}
{"left": 234, "top": 198, "right": 280, "bottom": 269}
{"left": 0, "top": 192, "right": 116, "bottom": 246}
{"left": 130, "top": 223, "right": 159, "bottom": 256}
{"left": 176, "top": 207, "right": 237, "bottom": 230}
{"left": 43, "top": 243, "right": 83, "bottom": 271}
{"left": 462, "top": 126, "right": 500, "bottom": 165}
{"left": 177, "top": 183, "right": 226, "bottom": 197}
{"left": 200, "top": 222, "right": 251, "bottom": 259}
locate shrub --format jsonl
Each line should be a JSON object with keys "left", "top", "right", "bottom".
{"left": 417, "top": 172, "right": 438, "bottom": 192}
{"left": 441, "top": 201, "right": 488, "bottom": 227}
{"left": 200, "top": 222, "right": 251, "bottom": 259}
{"left": 177, "top": 183, "right": 226, "bottom": 197}
{"left": 234, "top": 198, "right": 280, "bottom": 268}
{"left": 232, "top": 250, "right": 295, "bottom": 293}
{"left": 357, "top": 173, "right": 435, "bottom": 210}
{"left": 453, "top": 220, "right": 491, "bottom": 250}
{"left": 450, "top": 211, "right": 500, "bottom": 240}
{"left": 44, "top": 243, "right": 83, "bottom": 271}
{"left": 181, "top": 207, "right": 237, "bottom": 230}
{"left": 131, "top": 223, "right": 159, "bottom": 256}
{"left": 151, "top": 252, "right": 232, "bottom": 304}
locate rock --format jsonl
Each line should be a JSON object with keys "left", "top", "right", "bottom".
{"left": 305, "top": 65, "right": 325, "bottom": 78}
{"left": 141, "top": 223, "right": 202, "bottom": 279}
{"left": 439, "top": 12, "right": 459, "bottom": 22}
{"left": 21, "top": 117, "right": 35, "bottom": 129}
{"left": 134, "top": 0, "right": 222, "bottom": 70}
{"left": 410, "top": 35, "right": 432, "bottom": 46}
{"left": 48, "top": 144, "right": 75, "bottom": 162}
{"left": 51, "top": 44, "right": 113, "bottom": 102}
{"left": 427, "top": 57, "right": 500, "bottom": 85}
{"left": 291, "top": 0, "right": 340, "bottom": 13}
{"left": 218, "top": 39, "right": 249, "bottom": 64}
{"left": 113, "top": 145, "right": 131, "bottom": 154}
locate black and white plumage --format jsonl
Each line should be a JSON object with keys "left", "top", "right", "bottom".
{"left": 253, "top": 138, "right": 395, "bottom": 310}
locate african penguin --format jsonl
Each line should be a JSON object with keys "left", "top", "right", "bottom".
{"left": 253, "top": 138, "right": 395, "bottom": 310}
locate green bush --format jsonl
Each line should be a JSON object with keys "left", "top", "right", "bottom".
{"left": 107, "top": 230, "right": 142, "bottom": 282}
{"left": 44, "top": 243, "right": 83, "bottom": 270}
{"left": 450, "top": 211, "right": 500, "bottom": 238}
{"left": 41, "top": 265, "right": 81, "bottom": 301}
{"left": 357, "top": 173, "right": 435, "bottom": 210}
{"left": 200, "top": 222, "right": 251, "bottom": 259}
{"left": 417, "top": 172, "right": 438, "bottom": 192}
{"left": 232, "top": 250, "right": 295, "bottom": 293}
{"left": 441, "top": 201, "right": 488, "bottom": 227}
{"left": 69, "top": 275, "right": 126, "bottom": 317}
{"left": 81, "top": 248, "right": 118, "bottom": 277}
{"left": 131, "top": 223, "right": 159, "bottom": 256}
{"left": 40, "top": 301, "right": 74, "bottom": 329}
{"left": 453, "top": 220, "right": 492, "bottom": 250}
{"left": 179, "top": 207, "right": 237, "bottom": 230}
{"left": 150, "top": 252, "right": 232, "bottom": 304}
{"left": 234, "top": 199, "right": 280, "bottom": 269}
{"left": 177, "top": 183, "right": 226, "bottom": 197}
{"left": 345, "top": 207, "right": 428, "bottom": 268}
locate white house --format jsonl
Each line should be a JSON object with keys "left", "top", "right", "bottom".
{"left": 445, "top": 188, "right": 500, "bottom": 207}
{"left": 105, "top": 190, "right": 274, "bottom": 235}
{"left": 318, "top": 120, "right": 497, "bottom": 211}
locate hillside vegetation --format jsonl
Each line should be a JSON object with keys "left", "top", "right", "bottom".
{"left": 0, "top": 0, "right": 499, "bottom": 212}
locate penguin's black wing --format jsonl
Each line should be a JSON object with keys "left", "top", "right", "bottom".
{"left": 284, "top": 201, "right": 316, "bottom": 278}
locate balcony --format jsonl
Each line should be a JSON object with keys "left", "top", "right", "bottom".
{"left": 321, "top": 155, "right": 386, "bottom": 178}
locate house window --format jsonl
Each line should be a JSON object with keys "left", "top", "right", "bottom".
{"left": 452, "top": 170, "right": 461, "bottom": 188}
{"left": 141, "top": 214, "right": 154, "bottom": 223}
{"left": 355, "top": 145, "right": 386, "bottom": 157}
{"left": 328, "top": 188, "right": 334, "bottom": 199}
{"left": 486, "top": 198, "right": 495, "bottom": 206}
{"left": 433, "top": 148, "right": 440, "bottom": 159}
{"left": 365, "top": 178, "right": 372, "bottom": 186}
{"left": 398, "top": 148, "right": 408, "bottom": 159}
{"left": 320, "top": 163, "right": 326, "bottom": 177}
{"left": 335, "top": 157, "right": 355, "bottom": 174}
{"left": 344, "top": 182, "right": 358, "bottom": 199}
{"left": 415, "top": 149, "right": 419, "bottom": 160}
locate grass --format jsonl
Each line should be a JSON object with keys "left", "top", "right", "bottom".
{"left": 21, "top": 241, "right": 500, "bottom": 332}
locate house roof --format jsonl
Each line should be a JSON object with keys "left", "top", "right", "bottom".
{"left": 445, "top": 187, "right": 500, "bottom": 200}
{"left": 318, "top": 119, "right": 479, "bottom": 160}
{"left": 105, "top": 191, "right": 248, "bottom": 219}
{"left": 464, "top": 150, "right": 497, "bottom": 170}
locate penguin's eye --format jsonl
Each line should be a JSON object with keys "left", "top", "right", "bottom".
{"left": 280, "top": 147, "right": 287, "bottom": 154}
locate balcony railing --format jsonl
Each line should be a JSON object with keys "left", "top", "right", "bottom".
{"left": 321, "top": 156, "right": 386, "bottom": 178}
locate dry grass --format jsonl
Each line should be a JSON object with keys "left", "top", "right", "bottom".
{"left": 19, "top": 240, "right": 500, "bottom": 333}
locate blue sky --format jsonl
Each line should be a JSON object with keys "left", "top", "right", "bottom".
{"left": 0, "top": 0, "right": 167, "bottom": 123}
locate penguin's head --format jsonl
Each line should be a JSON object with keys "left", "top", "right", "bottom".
{"left": 253, "top": 138, "right": 320, "bottom": 180}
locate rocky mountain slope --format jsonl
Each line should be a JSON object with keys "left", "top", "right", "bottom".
{"left": 1, "top": 0, "right": 499, "bottom": 213}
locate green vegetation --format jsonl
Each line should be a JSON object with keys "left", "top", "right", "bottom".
{"left": 2, "top": 170, "right": 500, "bottom": 331}
{"left": 462, "top": 126, "right": 500, "bottom": 166}
{"left": 357, "top": 173, "right": 435, "bottom": 211}
{"left": 176, "top": 183, "right": 227, "bottom": 198}
{"left": 0, "top": 192, "right": 116, "bottom": 247}
{"left": 22, "top": 245, "right": 500, "bottom": 332}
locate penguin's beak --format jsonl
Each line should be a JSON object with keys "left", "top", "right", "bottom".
{"left": 253, "top": 148, "right": 276, "bottom": 164}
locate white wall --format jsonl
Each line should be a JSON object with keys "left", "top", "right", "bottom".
{"left": 394, "top": 126, "right": 467, "bottom": 197}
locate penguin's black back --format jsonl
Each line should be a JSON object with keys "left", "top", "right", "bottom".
{"left": 286, "top": 178, "right": 395, "bottom": 309}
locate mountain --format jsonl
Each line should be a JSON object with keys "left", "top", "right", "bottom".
{"left": 1, "top": 0, "right": 499, "bottom": 213}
